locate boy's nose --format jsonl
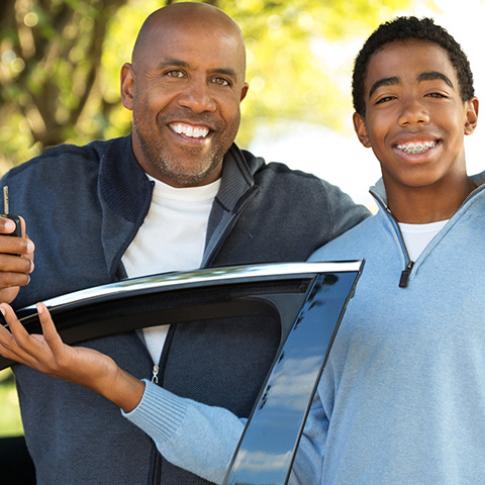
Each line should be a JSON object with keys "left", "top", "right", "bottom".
{"left": 398, "top": 98, "right": 430, "bottom": 127}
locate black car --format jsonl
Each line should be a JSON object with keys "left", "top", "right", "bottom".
{"left": 0, "top": 261, "right": 362, "bottom": 485}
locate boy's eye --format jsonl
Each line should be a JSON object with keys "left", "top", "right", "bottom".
{"left": 426, "top": 92, "right": 448, "bottom": 99}
{"left": 375, "top": 95, "right": 396, "bottom": 105}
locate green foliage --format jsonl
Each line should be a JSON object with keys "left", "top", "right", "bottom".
{"left": 0, "top": 369, "right": 23, "bottom": 437}
{"left": 0, "top": 0, "right": 413, "bottom": 170}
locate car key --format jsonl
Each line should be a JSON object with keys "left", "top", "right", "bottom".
{"left": 1, "top": 186, "right": 22, "bottom": 237}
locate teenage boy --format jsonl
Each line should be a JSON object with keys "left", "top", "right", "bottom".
{"left": 295, "top": 16, "right": 485, "bottom": 484}
{"left": 0, "top": 16, "right": 483, "bottom": 485}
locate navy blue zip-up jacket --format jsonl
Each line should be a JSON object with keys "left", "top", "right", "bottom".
{"left": 3, "top": 136, "right": 368, "bottom": 484}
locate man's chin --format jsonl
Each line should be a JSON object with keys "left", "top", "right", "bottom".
{"left": 153, "top": 162, "right": 222, "bottom": 187}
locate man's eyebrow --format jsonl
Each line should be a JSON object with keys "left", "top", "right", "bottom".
{"left": 156, "top": 59, "right": 189, "bottom": 69}
{"left": 156, "top": 59, "right": 237, "bottom": 78}
{"left": 368, "top": 76, "right": 400, "bottom": 98}
{"left": 209, "top": 67, "right": 237, "bottom": 79}
{"left": 418, "top": 71, "right": 454, "bottom": 88}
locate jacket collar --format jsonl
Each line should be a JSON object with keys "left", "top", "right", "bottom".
{"left": 215, "top": 144, "right": 262, "bottom": 211}
{"left": 370, "top": 170, "right": 485, "bottom": 207}
{"left": 98, "top": 136, "right": 153, "bottom": 278}
{"left": 97, "top": 136, "right": 263, "bottom": 277}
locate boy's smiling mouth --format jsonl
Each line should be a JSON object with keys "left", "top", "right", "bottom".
{"left": 395, "top": 140, "right": 438, "bottom": 155}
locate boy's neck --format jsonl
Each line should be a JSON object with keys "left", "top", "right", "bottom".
{"left": 386, "top": 176, "right": 476, "bottom": 224}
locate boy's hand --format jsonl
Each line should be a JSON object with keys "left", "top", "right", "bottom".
{"left": 0, "top": 303, "right": 144, "bottom": 412}
{"left": 0, "top": 217, "right": 35, "bottom": 303}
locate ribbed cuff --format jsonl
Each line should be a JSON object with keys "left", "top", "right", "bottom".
{"left": 122, "top": 379, "right": 187, "bottom": 442}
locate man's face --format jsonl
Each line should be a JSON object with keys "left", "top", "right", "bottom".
{"left": 121, "top": 18, "right": 248, "bottom": 187}
{"left": 353, "top": 40, "right": 478, "bottom": 198}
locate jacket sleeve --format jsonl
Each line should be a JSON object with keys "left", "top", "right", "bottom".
{"left": 123, "top": 380, "right": 326, "bottom": 484}
{"left": 319, "top": 178, "right": 370, "bottom": 242}
{"left": 122, "top": 380, "right": 245, "bottom": 484}
{"left": 289, "top": 392, "right": 327, "bottom": 484}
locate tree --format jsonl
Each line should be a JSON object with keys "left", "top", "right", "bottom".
{"left": 0, "top": 0, "right": 412, "bottom": 170}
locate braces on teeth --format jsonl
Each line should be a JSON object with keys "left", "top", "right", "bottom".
{"left": 396, "top": 141, "right": 435, "bottom": 154}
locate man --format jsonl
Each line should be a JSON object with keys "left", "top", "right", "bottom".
{"left": 0, "top": 3, "right": 367, "bottom": 484}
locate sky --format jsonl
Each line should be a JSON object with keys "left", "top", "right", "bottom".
{"left": 250, "top": 0, "right": 485, "bottom": 208}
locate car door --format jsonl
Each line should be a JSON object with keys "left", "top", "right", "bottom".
{"left": 0, "top": 261, "right": 362, "bottom": 485}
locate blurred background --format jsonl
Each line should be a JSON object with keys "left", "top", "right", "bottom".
{"left": 1, "top": 0, "right": 483, "bottom": 437}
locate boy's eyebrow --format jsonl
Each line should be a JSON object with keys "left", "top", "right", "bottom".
{"left": 418, "top": 71, "right": 454, "bottom": 88}
{"left": 368, "top": 76, "right": 400, "bottom": 98}
{"left": 368, "top": 71, "right": 455, "bottom": 99}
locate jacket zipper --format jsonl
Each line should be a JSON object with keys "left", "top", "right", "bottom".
{"left": 399, "top": 261, "right": 414, "bottom": 288}
{"left": 202, "top": 185, "right": 259, "bottom": 267}
{"left": 151, "top": 364, "right": 159, "bottom": 384}
{"left": 371, "top": 179, "right": 484, "bottom": 288}
{"left": 370, "top": 190, "right": 414, "bottom": 288}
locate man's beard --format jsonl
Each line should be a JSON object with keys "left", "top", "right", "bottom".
{"left": 135, "top": 123, "right": 225, "bottom": 187}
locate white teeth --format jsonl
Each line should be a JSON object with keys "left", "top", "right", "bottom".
{"left": 170, "top": 123, "right": 209, "bottom": 139}
{"left": 396, "top": 141, "right": 436, "bottom": 154}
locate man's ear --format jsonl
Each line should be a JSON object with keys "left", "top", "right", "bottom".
{"left": 464, "top": 97, "right": 479, "bottom": 135}
{"left": 353, "top": 112, "right": 371, "bottom": 147}
{"left": 120, "top": 63, "right": 135, "bottom": 111}
{"left": 240, "top": 82, "right": 249, "bottom": 102}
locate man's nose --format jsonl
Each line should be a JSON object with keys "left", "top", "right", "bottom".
{"left": 398, "top": 98, "right": 430, "bottom": 127}
{"left": 177, "top": 80, "right": 217, "bottom": 113}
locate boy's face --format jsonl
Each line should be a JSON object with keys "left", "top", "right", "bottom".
{"left": 353, "top": 39, "right": 478, "bottom": 197}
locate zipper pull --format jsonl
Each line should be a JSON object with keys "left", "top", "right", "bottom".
{"left": 399, "top": 261, "right": 414, "bottom": 288}
{"left": 151, "top": 364, "right": 159, "bottom": 384}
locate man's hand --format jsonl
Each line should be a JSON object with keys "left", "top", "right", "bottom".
{"left": 0, "top": 217, "right": 35, "bottom": 303}
{"left": 0, "top": 303, "right": 144, "bottom": 412}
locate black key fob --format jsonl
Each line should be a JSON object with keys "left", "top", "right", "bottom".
{"left": 2, "top": 186, "right": 22, "bottom": 237}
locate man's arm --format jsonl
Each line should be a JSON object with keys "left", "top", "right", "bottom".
{"left": 0, "top": 303, "right": 241, "bottom": 482}
{"left": 319, "top": 179, "right": 370, "bottom": 241}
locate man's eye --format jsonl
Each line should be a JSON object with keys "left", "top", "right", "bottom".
{"left": 166, "top": 70, "right": 185, "bottom": 79}
{"left": 211, "top": 77, "right": 230, "bottom": 87}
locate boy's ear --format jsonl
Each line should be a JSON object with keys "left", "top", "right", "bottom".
{"left": 353, "top": 112, "right": 371, "bottom": 147}
{"left": 464, "top": 97, "right": 479, "bottom": 135}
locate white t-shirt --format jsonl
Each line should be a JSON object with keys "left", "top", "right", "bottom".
{"left": 398, "top": 219, "right": 448, "bottom": 261}
{"left": 122, "top": 175, "right": 221, "bottom": 364}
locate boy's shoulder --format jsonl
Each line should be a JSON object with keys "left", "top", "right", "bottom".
{"left": 309, "top": 212, "right": 382, "bottom": 261}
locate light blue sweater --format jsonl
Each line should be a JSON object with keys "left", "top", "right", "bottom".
{"left": 125, "top": 172, "right": 485, "bottom": 484}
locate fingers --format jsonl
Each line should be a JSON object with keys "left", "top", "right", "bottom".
{"left": 0, "top": 303, "right": 37, "bottom": 348}
{"left": 0, "top": 216, "right": 35, "bottom": 297}
{"left": 0, "top": 234, "right": 35, "bottom": 257}
{"left": 19, "top": 216, "right": 26, "bottom": 238}
{"left": 37, "top": 303, "right": 64, "bottom": 354}
{"left": 0, "top": 304, "right": 39, "bottom": 366}
{"left": 0, "top": 216, "right": 17, "bottom": 235}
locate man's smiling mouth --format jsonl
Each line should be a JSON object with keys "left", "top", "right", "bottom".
{"left": 169, "top": 122, "right": 210, "bottom": 139}
{"left": 395, "top": 140, "right": 438, "bottom": 155}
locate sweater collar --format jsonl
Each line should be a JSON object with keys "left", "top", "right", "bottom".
{"left": 370, "top": 170, "right": 485, "bottom": 207}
